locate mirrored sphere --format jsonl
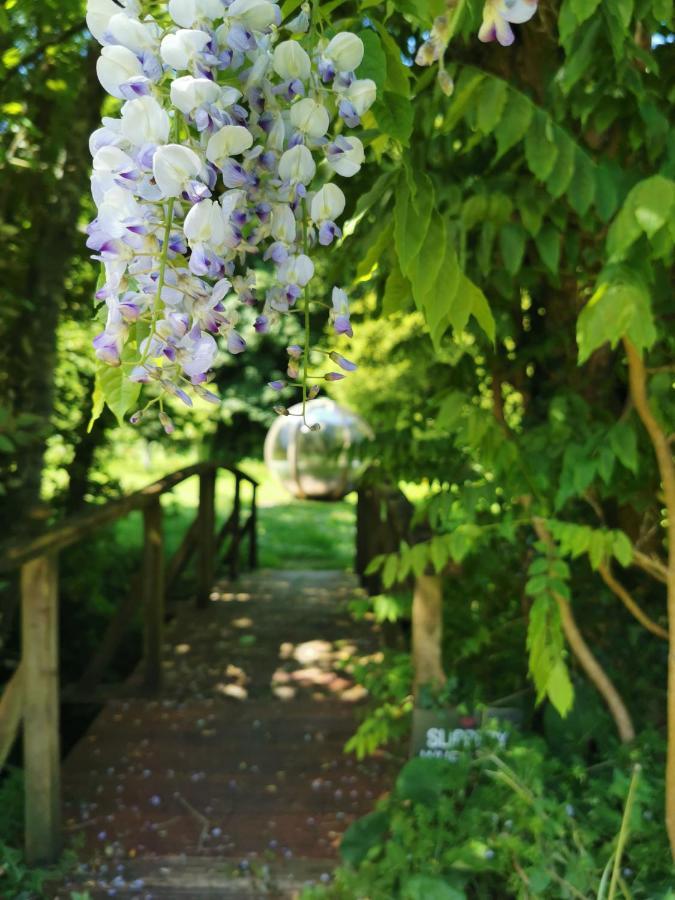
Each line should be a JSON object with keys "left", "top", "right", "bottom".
{"left": 264, "top": 399, "right": 373, "bottom": 500}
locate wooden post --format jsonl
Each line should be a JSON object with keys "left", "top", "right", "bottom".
{"left": 248, "top": 484, "right": 258, "bottom": 570}
{"left": 229, "top": 474, "right": 241, "bottom": 579}
{"left": 412, "top": 573, "right": 446, "bottom": 695}
{"left": 21, "top": 554, "right": 61, "bottom": 864}
{"left": 142, "top": 499, "right": 164, "bottom": 692}
{"left": 197, "top": 468, "right": 216, "bottom": 609}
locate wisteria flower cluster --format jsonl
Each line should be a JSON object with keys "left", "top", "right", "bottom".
{"left": 87, "top": 0, "right": 376, "bottom": 429}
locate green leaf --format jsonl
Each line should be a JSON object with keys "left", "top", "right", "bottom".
{"left": 373, "top": 91, "right": 414, "bottom": 145}
{"left": 382, "top": 262, "right": 412, "bottom": 315}
{"left": 375, "top": 22, "right": 411, "bottom": 97}
{"left": 382, "top": 554, "right": 399, "bottom": 588}
{"left": 535, "top": 224, "right": 561, "bottom": 273}
{"left": 357, "top": 29, "right": 387, "bottom": 94}
{"left": 355, "top": 222, "right": 394, "bottom": 281}
{"left": 546, "top": 134, "right": 576, "bottom": 199}
{"left": 612, "top": 531, "right": 634, "bottom": 568}
{"left": 95, "top": 362, "right": 141, "bottom": 428}
{"left": 340, "top": 811, "right": 389, "bottom": 866}
{"left": 499, "top": 223, "right": 527, "bottom": 275}
{"left": 577, "top": 273, "right": 656, "bottom": 363}
{"left": 443, "top": 68, "right": 485, "bottom": 133}
{"left": 396, "top": 758, "right": 455, "bottom": 805}
{"left": 394, "top": 174, "right": 434, "bottom": 277}
{"left": 402, "top": 876, "right": 466, "bottom": 900}
{"left": 364, "top": 554, "right": 385, "bottom": 575}
{"left": 547, "top": 660, "right": 575, "bottom": 717}
{"left": 570, "top": 0, "right": 601, "bottom": 23}
{"left": 567, "top": 152, "right": 596, "bottom": 216}
{"left": 430, "top": 536, "right": 449, "bottom": 573}
{"left": 607, "top": 175, "right": 675, "bottom": 259}
{"left": 525, "top": 111, "right": 558, "bottom": 182}
{"left": 494, "top": 91, "right": 532, "bottom": 160}
{"left": 608, "top": 422, "right": 638, "bottom": 473}
{"left": 476, "top": 78, "right": 508, "bottom": 135}
{"left": 559, "top": 19, "right": 602, "bottom": 92}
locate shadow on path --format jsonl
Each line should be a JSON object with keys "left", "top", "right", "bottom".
{"left": 52, "top": 570, "right": 394, "bottom": 899}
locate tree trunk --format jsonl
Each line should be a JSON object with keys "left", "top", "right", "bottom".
{"left": 412, "top": 573, "right": 446, "bottom": 694}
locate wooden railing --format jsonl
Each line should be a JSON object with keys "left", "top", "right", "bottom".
{"left": 0, "top": 461, "right": 258, "bottom": 865}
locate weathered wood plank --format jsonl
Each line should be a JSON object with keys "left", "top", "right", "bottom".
{"left": 0, "top": 664, "right": 23, "bottom": 772}
{"left": 197, "top": 469, "right": 216, "bottom": 609}
{"left": 142, "top": 500, "right": 164, "bottom": 692}
{"left": 22, "top": 554, "right": 61, "bottom": 864}
{"left": 0, "top": 464, "right": 258, "bottom": 574}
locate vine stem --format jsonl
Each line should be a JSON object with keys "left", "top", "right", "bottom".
{"left": 623, "top": 337, "right": 675, "bottom": 858}
{"left": 139, "top": 113, "right": 180, "bottom": 366}
{"left": 301, "top": 200, "right": 311, "bottom": 424}
{"left": 608, "top": 764, "right": 641, "bottom": 900}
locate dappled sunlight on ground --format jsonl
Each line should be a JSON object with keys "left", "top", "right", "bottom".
{"left": 52, "top": 570, "right": 395, "bottom": 899}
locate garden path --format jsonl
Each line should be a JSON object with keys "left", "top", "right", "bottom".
{"left": 51, "top": 569, "right": 394, "bottom": 899}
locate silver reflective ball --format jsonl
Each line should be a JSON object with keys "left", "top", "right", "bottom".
{"left": 264, "top": 399, "right": 373, "bottom": 499}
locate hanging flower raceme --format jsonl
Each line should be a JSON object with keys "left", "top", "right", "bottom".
{"left": 86, "top": 0, "right": 375, "bottom": 429}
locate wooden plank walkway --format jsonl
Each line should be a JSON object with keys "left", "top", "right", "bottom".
{"left": 50, "top": 570, "right": 395, "bottom": 899}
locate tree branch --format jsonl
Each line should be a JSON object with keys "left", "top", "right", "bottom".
{"left": 533, "top": 518, "right": 635, "bottom": 743}
{"left": 597, "top": 561, "right": 668, "bottom": 640}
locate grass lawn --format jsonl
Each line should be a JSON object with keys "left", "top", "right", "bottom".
{"left": 108, "top": 454, "right": 356, "bottom": 574}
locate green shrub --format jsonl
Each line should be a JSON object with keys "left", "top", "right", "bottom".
{"left": 305, "top": 729, "right": 674, "bottom": 899}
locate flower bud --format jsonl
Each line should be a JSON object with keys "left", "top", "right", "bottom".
{"left": 290, "top": 98, "right": 330, "bottom": 138}
{"left": 271, "top": 204, "right": 297, "bottom": 243}
{"left": 268, "top": 380, "right": 286, "bottom": 391}
{"left": 308, "top": 384, "right": 320, "bottom": 399}
{"left": 227, "top": 0, "right": 279, "bottom": 30}
{"left": 286, "top": 3, "right": 310, "bottom": 32}
{"left": 326, "top": 136, "right": 364, "bottom": 178}
{"left": 87, "top": 0, "right": 141, "bottom": 45}
{"left": 278, "top": 144, "right": 316, "bottom": 184}
{"left": 310, "top": 183, "right": 345, "bottom": 222}
{"left": 120, "top": 95, "right": 170, "bottom": 145}
{"left": 159, "top": 411, "right": 175, "bottom": 434}
{"left": 437, "top": 68, "right": 454, "bottom": 97}
{"left": 170, "top": 75, "right": 223, "bottom": 114}
{"left": 206, "top": 125, "right": 254, "bottom": 165}
{"left": 324, "top": 32, "right": 364, "bottom": 72}
{"left": 152, "top": 144, "right": 204, "bottom": 197}
{"left": 160, "top": 29, "right": 210, "bottom": 70}
{"left": 324, "top": 371, "right": 345, "bottom": 381}
{"left": 343, "top": 79, "right": 376, "bottom": 116}
{"left": 184, "top": 199, "right": 226, "bottom": 247}
{"left": 273, "top": 40, "right": 311, "bottom": 81}
{"left": 96, "top": 45, "right": 144, "bottom": 99}
{"left": 329, "top": 351, "right": 357, "bottom": 372}
{"left": 274, "top": 405, "right": 289, "bottom": 416}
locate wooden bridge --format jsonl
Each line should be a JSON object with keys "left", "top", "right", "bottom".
{"left": 0, "top": 464, "right": 394, "bottom": 897}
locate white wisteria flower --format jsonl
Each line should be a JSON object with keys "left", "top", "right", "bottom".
{"left": 87, "top": 0, "right": 375, "bottom": 427}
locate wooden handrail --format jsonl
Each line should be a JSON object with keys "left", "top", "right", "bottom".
{"left": 0, "top": 462, "right": 257, "bottom": 573}
{"left": 0, "top": 459, "right": 259, "bottom": 865}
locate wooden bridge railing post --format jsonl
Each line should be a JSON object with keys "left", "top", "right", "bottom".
{"left": 21, "top": 553, "right": 61, "bottom": 865}
{"left": 229, "top": 473, "right": 242, "bottom": 579}
{"left": 249, "top": 484, "right": 258, "bottom": 570}
{"left": 142, "top": 499, "right": 164, "bottom": 692}
{"left": 197, "top": 467, "right": 216, "bottom": 609}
